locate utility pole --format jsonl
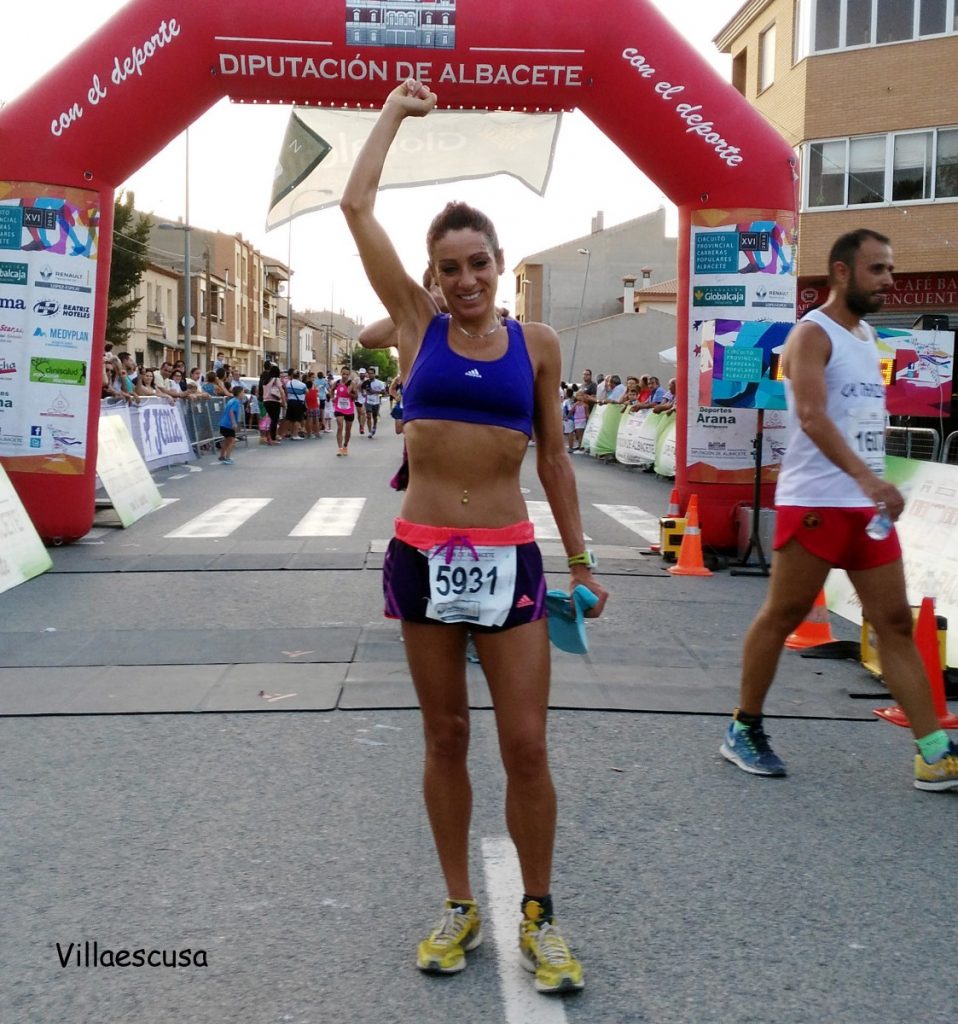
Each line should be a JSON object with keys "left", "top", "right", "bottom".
{"left": 205, "top": 248, "right": 212, "bottom": 371}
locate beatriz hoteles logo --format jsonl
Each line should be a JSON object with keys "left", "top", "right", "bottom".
{"left": 345, "top": 0, "right": 457, "bottom": 49}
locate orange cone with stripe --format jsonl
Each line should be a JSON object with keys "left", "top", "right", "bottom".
{"left": 784, "top": 589, "right": 835, "bottom": 649}
{"left": 666, "top": 487, "right": 680, "bottom": 517}
{"left": 874, "top": 596, "right": 958, "bottom": 729}
{"left": 668, "top": 495, "right": 712, "bottom": 577}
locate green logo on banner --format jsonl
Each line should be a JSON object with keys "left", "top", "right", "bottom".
{"left": 29, "top": 357, "right": 87, "bottom": 386}
{"left": 0, "top": 261, "right": 28, "bottom": 285}
{"left": 692, "top": 285, "right": 746, "bottom": 307}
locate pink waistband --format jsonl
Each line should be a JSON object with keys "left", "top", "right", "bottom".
{"left": 394, "top": 518, "right": 535, "bottom": 548}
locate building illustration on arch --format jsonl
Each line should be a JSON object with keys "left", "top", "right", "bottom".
{"left": 346, "top": 0, "right": 456, "bottom": 49}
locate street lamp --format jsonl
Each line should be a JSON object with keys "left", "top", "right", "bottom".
{"left": 568, "top": 247, "right": 591, "bottom": 382}
{"left": 285, "top": 188, "right": 332, "bottom": 371}
{"left": 157, "top": 129, "right": 192, "bottom": 369}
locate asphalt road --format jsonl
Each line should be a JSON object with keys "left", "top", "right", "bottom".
{"left": 1, "top": 431, "right": 956, "bottom": 1024}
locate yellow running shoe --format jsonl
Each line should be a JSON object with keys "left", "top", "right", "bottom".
{"left": 416, "top": 900, "right": 482, "bottom": 974}
{"left": 519, "top": 917, "right": 585, "bottom": 993}
{"left": 914, "top": 741, "right": 958, "bottom": 791}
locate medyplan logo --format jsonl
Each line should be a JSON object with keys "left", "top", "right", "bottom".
{"left": 0, "top": 262, "right": 28, "bottom": 286}
{"left": 692, "top": 286, "right": 746, "bottom": 307}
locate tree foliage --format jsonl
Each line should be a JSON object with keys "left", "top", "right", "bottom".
{"left": 106, "top": 192, "right": 151, "bottom": 346}
{"left": 345, "top": 346, "right": 398, "bottom": 380}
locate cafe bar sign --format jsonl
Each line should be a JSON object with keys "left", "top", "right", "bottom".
{"left": 798, "top": 271, "right": 958, "bottom": 318}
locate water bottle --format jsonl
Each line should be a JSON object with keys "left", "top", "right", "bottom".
{"left": 865, "top": 501, "right": 893, "bottom": 541}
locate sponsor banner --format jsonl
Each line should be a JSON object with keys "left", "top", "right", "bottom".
{"left": 580, "top": 404, "right": 603, "bottom": 454}
{"left": 687, "top": 210, "right": 797, "bottom": 483}
{"left": 826, "top": 457, "right": 958, "bottom": 667}
{"left": 616, "top": 409, "right": 654, "bottom": 465}
{"left": 655, "top": 415, "right": 677, "bottom": 478}
{"left": 96, "top": 415, "right": 163, "bottom": 527}
{"left": 877, "top": 328, "right": 954, "bottom": 417}
{"left": 0, "top": 183, "right": 99, "bottom": 474}
{"left": 0, "top": 462, "right": 53, "bottom": 593}
{"left": 136, "top": 401, "right": 192, "bottom": 462}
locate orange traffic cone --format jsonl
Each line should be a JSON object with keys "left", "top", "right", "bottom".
{"left": 784, "top": 589, "right": 835, "bottom": 649}
{"left": 666, "top": 487, "right": 680, "bottom": 517}
{"left": 874, "top": 596, "right": 958, "bottom": 729}
{"left": 668, "top": 495, "right": 712, "bottom": 577}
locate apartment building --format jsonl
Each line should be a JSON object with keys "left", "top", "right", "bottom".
{"left": 715, "top": 0, "right": 958, "bottom": 327}
{"left": 513, "top": 208, "right": 678, "bottom": 380}
{"left": 125, "top": 261, "right": 181, "bottom": 368}
{"left": 145, "top": 222, "right": 288, "bottom": 375}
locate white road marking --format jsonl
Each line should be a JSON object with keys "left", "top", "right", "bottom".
{"left": 156, "top": 498, "right": 180, "bottom": 510}
{"left": 594, "top": 503, "right": 660, "bottom": 544}
{"left": 525, "top": 501, "right": 590, "bottom": 542}
{"left": 164, "top": 498, "right": 272, "bottom": 539}
{"left": 481, "top": 837, "right": 570, "bottom": 1024}
{"left": 289, "top": 496, "right": 366, "bottom": 537}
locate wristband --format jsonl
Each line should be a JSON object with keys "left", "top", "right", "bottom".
{"left": 567, "top": 550, "right": 597, "bottom": 569}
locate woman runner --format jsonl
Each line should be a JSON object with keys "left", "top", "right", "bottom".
{"left": 341, "top": 79, "right": 607, "bottom": 994}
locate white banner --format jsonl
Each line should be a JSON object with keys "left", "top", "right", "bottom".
{"left": 137, "top": 401, "right": 191, "bottom": 462}
{"left": 616, "top": 409, "right": 655, "bottom": 465}
{"left": 96, "top": 416, "right": 163, "bottom": 528}
{"left": 827, "top": 458, "right": 958, "bottom": 667}
{"left": 0, "top": 462, "right": 52, "bottom": 593}
{"left": 267, "top": 108, "right": 561, "bottom": 229}
{"left": 579, "top": 404, "right": 605, "bottom": 455}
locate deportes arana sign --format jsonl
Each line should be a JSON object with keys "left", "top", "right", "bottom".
{"left": 0, "top": 0, "right": 796, "bottom": 544}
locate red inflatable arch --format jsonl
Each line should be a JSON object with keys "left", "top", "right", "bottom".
{"left": 0, "top": 0, "right": 796, "bottom": 544}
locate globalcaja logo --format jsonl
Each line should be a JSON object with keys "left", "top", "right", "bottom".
{"left": 29, "top": 357, "right": 87, "bottom": 386}
{"left": 0, "top": 294, "right": 27, "bottom": 311}
{"left": 0, "top": 262, "right": 28, "bottom": 286}
{"left": 34, "top": 300, "right": 60, "bottom": 317}
{"left": 692, "top": 286, "right": 746, "bottom": 307}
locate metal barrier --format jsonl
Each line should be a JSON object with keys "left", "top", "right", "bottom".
{"left": 182, "top": 397, "right": 250, "bottom": 456}
{"left": 942, "top": 431, "right": 958, "bottom": 465}
{"left": 886, "top": 426, "right": 940, "bottom": 462}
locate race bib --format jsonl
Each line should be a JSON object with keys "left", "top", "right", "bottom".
{"left": 426, "top": 544, "right": 517, "bottom": 627}
{"left": 848, "top": 406, "right": 886, "bottom": 474}
{"left": 336, "top": 396, "right": 351, "bottom": 411}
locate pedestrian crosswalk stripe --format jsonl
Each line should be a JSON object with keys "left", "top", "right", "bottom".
{"left": 164, "top": 498, "right": 273, "bottom": 539}
{"left": 289, "top": 497, "right": 366, "bottom": 537}
{"left": 525, "top": 500, "right": 591, "bottom": 542}
{"left": 594, "top": 503, "right": 660, "bottom": 544}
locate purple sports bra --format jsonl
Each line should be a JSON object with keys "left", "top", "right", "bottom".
{"left": 402, "top": 314, "right": 535, "bottom": 437}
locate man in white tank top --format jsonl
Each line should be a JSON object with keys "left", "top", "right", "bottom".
{"left": 721, "top": 229, "right": 958, "bottom": 791}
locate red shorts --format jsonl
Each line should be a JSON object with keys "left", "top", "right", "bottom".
{"left": 773, "top": 506, "right": 901, "bottom": 571}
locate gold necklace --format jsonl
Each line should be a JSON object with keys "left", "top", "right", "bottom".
{"left": 452, "top": 315, "right": 501, "bottom": 340}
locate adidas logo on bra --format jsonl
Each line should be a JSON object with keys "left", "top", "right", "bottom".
{"left": 464, "top": 368, "right": 482, "bottom": 378}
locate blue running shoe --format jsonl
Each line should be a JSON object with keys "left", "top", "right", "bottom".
{"left": 720, "top": 718, "right": 787, "bottom": 776}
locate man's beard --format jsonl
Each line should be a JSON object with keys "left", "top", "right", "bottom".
{"left": 846, "top": 278, "right": 887, "bottom": 317}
